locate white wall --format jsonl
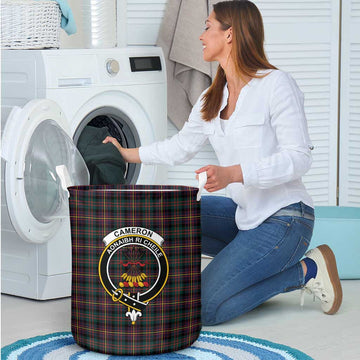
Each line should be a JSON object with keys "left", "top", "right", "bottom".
{"left": 60, "top": 0, "right": 167, "bottom": 48}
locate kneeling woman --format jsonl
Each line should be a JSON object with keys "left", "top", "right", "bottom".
{"left": 103, "top": 0, "right": 342, "bottom": 325}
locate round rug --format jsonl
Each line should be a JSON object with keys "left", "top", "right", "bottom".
{"left": 1, "top": 331, "right": 313, "bottom": 360}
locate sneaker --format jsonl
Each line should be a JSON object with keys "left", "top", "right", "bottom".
{"left": 301, "top": 244, "right": 342, "bottom": 315}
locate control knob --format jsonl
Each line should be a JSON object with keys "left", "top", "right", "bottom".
{"left": 106, "top": 59, "right": 119, "bottom": 76}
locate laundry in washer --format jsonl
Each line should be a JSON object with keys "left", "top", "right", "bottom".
{"left": 77, "top": 125, "right": 126, "bottom": 185}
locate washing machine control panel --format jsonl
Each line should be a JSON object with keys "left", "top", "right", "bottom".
{"left": 106, "top": 59, "right": 120, "bottom": 76}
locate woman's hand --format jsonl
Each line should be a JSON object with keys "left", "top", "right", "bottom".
{"left": 103, "top": 136, "right": 122, "bottom": 152}
{"left": 195, "top": 164, "right": 243, "bottom": 192}
{"left": 102, "top": 136, "right": 141, "bottom": 163}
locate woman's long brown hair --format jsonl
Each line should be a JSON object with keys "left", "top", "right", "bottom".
{"left": 201, "top": 0, "right": 277, "bottom": 121}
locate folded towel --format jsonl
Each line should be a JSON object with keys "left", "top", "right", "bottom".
{"left": 35, "top": 0, "right": 77, "bottom": 35}
{"left": 53, "top": 0, "right": 77, "bottom": 35}
{"left": 157, "top": 0, "right": 218, "bottom": 130}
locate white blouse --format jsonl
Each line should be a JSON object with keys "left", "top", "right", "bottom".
{"left": 139, "top": 70, "right": 314, "bottom": 230}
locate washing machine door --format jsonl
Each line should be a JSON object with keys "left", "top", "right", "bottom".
{"left": 2, "top": 99, "right": 90, "bottom": 244}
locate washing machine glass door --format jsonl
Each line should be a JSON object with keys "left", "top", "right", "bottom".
{"left": 2, "top": 99, "right": 89, "bottom": 244}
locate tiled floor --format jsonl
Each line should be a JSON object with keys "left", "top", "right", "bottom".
{"left": 1, "top": 269, "right": 359, "bottom": 359}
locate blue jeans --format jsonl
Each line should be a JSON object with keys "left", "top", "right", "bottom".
{"left": 201, "top": 196, "right": 314, "bottom": 325}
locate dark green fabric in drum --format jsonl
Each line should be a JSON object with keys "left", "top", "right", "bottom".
{"left": 77, "top": 126, "right": 126, "bottom": 185}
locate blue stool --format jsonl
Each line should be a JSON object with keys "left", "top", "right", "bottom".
{"left": 310, "top": 207, "right": 360, "bottom": 279}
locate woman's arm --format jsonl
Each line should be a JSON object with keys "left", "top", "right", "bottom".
{"left": 104, "top": 89, "right": 210, "bottom": 167}
{"left": 102, "top": 136, "right": 141, "bottom": 163}
{"left": 241, "top": 72, "right": 313, "bottom": 189}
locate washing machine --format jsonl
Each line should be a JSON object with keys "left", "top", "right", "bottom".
{"left": 1, "top": 47, "right": 167, "bottom": 300}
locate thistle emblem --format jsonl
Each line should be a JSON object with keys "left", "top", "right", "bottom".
{"left": 119, "top": 246, "right": 150, "bottom": 289}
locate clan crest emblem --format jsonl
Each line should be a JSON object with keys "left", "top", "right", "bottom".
{"left": 98, "top": 227, "right": 169, "bottom": 324}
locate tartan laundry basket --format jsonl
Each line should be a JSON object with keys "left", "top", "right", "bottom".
{"left": 68, "top": 184, "right": 202, "bottom": 355}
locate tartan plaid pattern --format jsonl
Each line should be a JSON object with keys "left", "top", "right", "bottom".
{"left": 68, "top": 184, "right": 202, "bottom": 355}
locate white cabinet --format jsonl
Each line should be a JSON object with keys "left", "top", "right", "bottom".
{"left": 339, "top": 0, "right": 360, "bottom": 206}
{"left": 125, "top": 0, "right": 167, "bottom": 46}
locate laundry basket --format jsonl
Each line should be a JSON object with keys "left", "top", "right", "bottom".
{"left": 68, "top": 184, "right": 202, "bottom": 355}
{"left": 1, "top": 0, "right": 61, "bottom": 49}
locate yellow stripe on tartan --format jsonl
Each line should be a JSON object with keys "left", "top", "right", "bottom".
{"left": 75, "top": 190, "right": 80, "bottom": 338}
{"left": 71, "top": 297, "right": 199, "bottom": 308}
{"left": 73, "top": 269, "right": 200, "bottom": 277}
{"left": 161, "top": 188, "right": 165, "bottom": 353}
{"left": 103, "top": 191, "right": 107, "bottom": 351}
{"left": 189, "top": 189, "right": 193, "bottom": 345}
{"left": 73, "top": 322, "right": 202, "bottom": 335}
{"left": 68, "top": 215, "right": 199, "bottom": 220}
{"left": 131, "top": 190, "right": 135, "bottom": 355}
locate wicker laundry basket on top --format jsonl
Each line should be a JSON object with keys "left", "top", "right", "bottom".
{"left": 1, "top": 0, "right": 61, "bottom": 49}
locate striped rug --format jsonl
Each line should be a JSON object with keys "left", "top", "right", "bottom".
{"left": 1, "top": 331, "right": 314, "bottom": 360}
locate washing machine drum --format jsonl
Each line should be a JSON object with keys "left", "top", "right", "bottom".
{"left": 2, "top": 99, "right": 90, "bottom": 244}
